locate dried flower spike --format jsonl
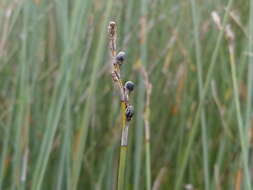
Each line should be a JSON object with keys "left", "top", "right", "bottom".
{"left": 211, "top": 11, "right": 222, "bottom": 30}
{"left": 108, "top": 21, "right": 117, "bottom": 56}
{"left": 108, "top": 21, "right": 116, "bottom": 38}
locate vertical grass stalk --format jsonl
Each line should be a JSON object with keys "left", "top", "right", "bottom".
{"left": 246, "top": 0, "right": 253, "bottom": 128}
{"left": 134, "top": 0, "right": 147, "bottom": 188}
{"left": 246, "top": 0, "right": 253, "bottom": 181}
{"left": 108, "top": 21, "right": 135, "bottom": 190}
{"left": 117, "top": 103, "right": 128, "bottom": 190}
{"left": 225, "top": 26, "right": 252, "bottom": 189}
{"left": 190, "top": 0, "right": 210, "bottom": 189}
{"left": 141, "top": 67, "right": 152, "bottom": 190}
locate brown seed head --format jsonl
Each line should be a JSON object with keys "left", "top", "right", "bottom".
{"left": 108, "top": 21, "right": 116, "bottom": 38}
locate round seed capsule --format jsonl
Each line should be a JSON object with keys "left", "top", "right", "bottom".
{"left": 126, "top": 105, "right": 134, "bottom": 121}
{"left": 116, "top": 51, "right": 126, "bottom": 63}
{"left": 125, "top": 81, "right": 135, "bottom": 92}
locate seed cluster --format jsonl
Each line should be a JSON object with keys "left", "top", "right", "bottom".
{"left": 108, "top": 21, "right": 135, "bottom": 122}
{"left": 116, "top": 51, "right": 135, "bottom": 122}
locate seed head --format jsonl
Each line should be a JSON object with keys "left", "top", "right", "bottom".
{"left": 125, "top": 81, "right": 135, "bottom": 92}
{"left": 116, "top": 51, "right": 126, "bottom": 63}
{"left": 108, "top": 21, "right": 116, "bottom": 37}
{"left": 126, "top": 105, "right": 134, "bottom": 121}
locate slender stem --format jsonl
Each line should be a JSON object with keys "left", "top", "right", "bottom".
{"left": 228, "top": 44, "right": 251, "bottom": 189}
{"left": 141, "top": 67, "right": 152, "bottom": 190}
{"left": 144, "top": 120, "right": 151, "bottom": 190}
{"left": 133, "top": 0, "right": 147, "bottom": 188}
{"left": 246, "top": 0, "right": 253, "bottom": 132}
{"left": 245, "top": 0, "right": 253, "bottom": 185}
{"left": 190, "top": 0, "right": 210, "bottom": 189}
{"left": 117, "top": 102, "right": 128, "bottom": 190}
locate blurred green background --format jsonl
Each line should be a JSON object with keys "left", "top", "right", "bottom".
{"left": 0, "top": 0, "right": 253, "bottom": 189}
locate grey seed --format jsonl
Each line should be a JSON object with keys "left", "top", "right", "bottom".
{"left": 116, "top": 51, "right": 126, "bottom": 62}
{"left": 125, "top": 81, "right": 135, "bottom": 92}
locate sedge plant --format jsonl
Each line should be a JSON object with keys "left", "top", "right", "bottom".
{"left": 108, "top": 21, "right": 135, "bottom": 190}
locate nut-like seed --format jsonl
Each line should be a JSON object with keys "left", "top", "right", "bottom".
{"left": 116, "top": 51, "right": 126, "bottom": 63}
{"left": 125, "top": 81, "right": 135, "bottom": 92}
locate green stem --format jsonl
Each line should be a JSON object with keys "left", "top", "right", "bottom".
{"left": 246, "top": 0, "right": 253, "bottom": 130}
{"left": 228, "top": 45, "right": 251, "bottom": 189}
{"left": 133, "top": 0, "right": 147, "bottom": 188}
{"left": 245, "top": 1, "right": 253, "bottom": 187}
{"left": 144, "top": 105, "right": 151, "bottom": 190}
{"left": 190, "top": 0, "right": 210, "bottom": 189}
{"left": 145, "top": 140, "right": 151, "bottom": 190}
{"left": 117, "top": 102, "right": 128, "bottom": 190}
{"left": 117, "top": 147, "right": 127, "bottom": 190}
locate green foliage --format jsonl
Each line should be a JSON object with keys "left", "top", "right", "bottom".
{"left": 0, "top": 0, "right": 252, "bottom": 189}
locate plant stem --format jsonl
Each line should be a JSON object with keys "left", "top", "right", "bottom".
{"left": 134, "top": 0, "right": 147, "bottom": 188}
{"left": 228, "top": 42, "right": 252, "bottom": 189}
{"left": 245, "top": 0, "right": 253, "bottom": 185}
{"left": 117, "top": 102, "right": 128, "bottom": 190}
{"left": 246, "top": 0, "right": 253, "bottom": 128}
{"left": 190, "top": 0, "right": 210, "bottom": 189}
{"left": 141, "top": 67, "right": 152, "bottom": 190}
{"left": 145, "top": 123, "right": 151, "bottom": 190}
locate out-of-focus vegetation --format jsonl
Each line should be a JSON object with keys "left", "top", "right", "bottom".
{"left": 0, "top": 0, "right": 253, "bottom": 189}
